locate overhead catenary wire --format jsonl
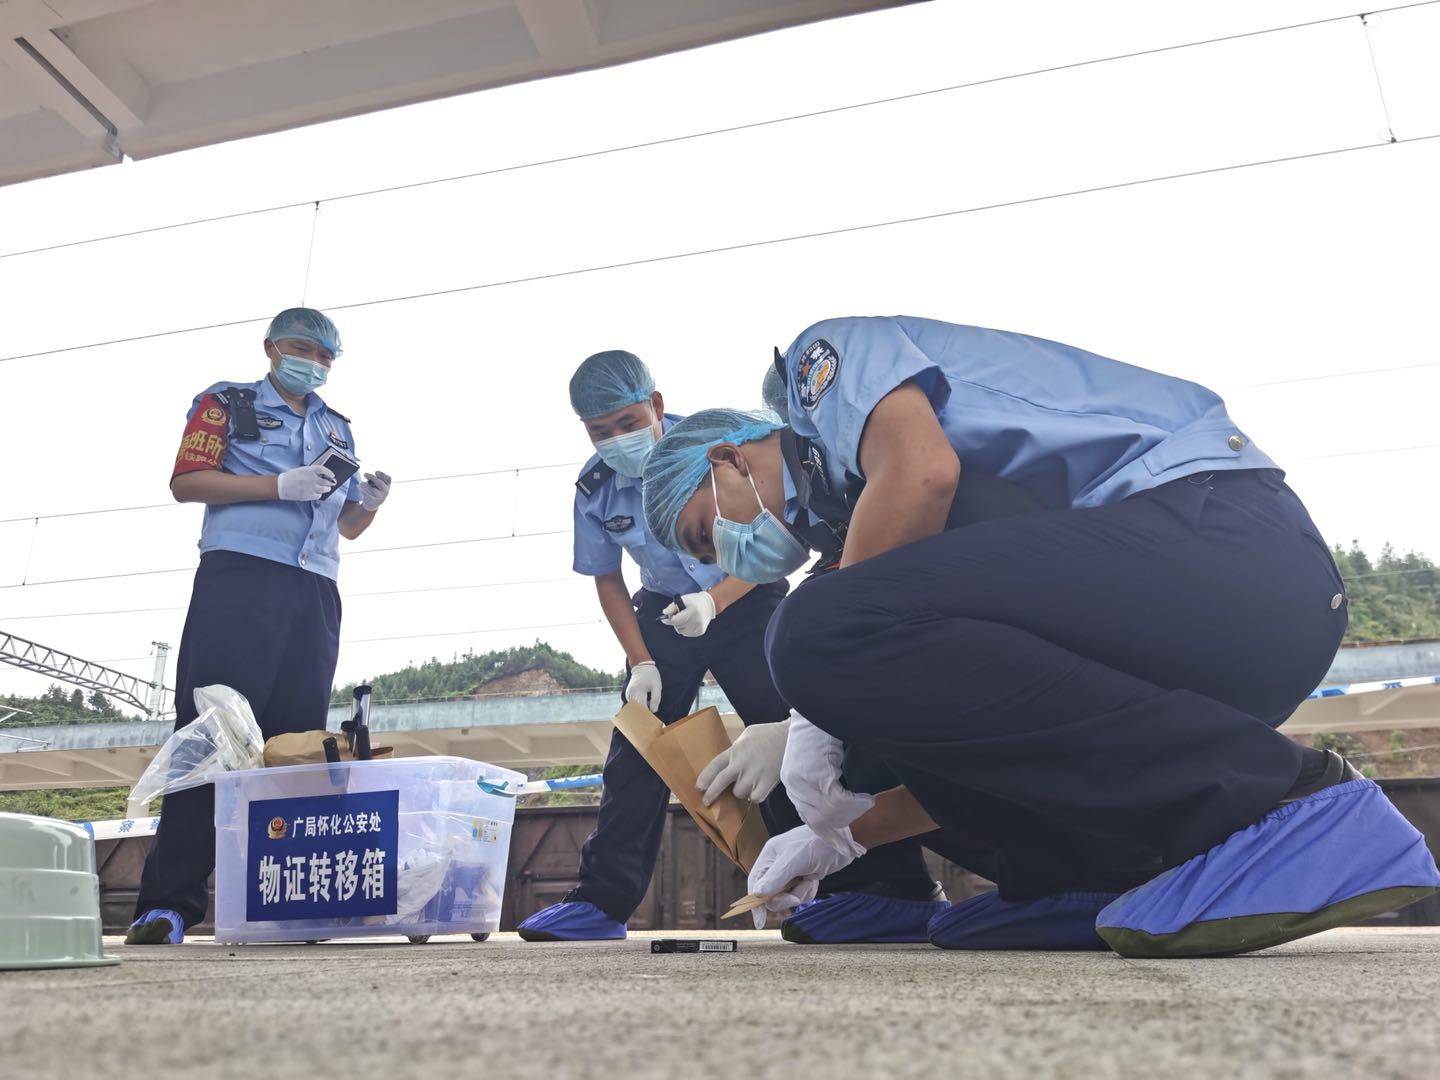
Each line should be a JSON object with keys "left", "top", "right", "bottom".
{"left": 0, "top": 460, "right": 584, "bottom": 526}
{"left": 1, "top": 1, "right": 1433, "bottom": 265}
{"left": 5, "top": 127, "right": 1440, "bottom": 365}
{"left": 3, "top": 482, "right": 1438, "bottom": 596}
{"left": 8, "top": 413, "right": 1440, "bottom": 531}
{"left": 89, "top": 617, "right": 611, "bottom": 665}
{"left": 0, "top": 575, "right": 581, "bottom": 621}
{"left": 0, "top": 527, "right": 573, "bottom": 590}
{"left": 1360, "top": 13, "right": 1400, "bottom": 143}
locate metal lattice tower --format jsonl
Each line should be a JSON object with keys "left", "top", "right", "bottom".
{"left": 0, "top": 631, "right": 171, "bottom": 717}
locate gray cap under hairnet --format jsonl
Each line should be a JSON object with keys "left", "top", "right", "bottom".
{"left": 641, "top": 408, "right": 785, "bottom": 551}
{"left": 569, "top": 350, "right": 655, "bottom": 420}
{"left": 267, "top": 308, "right": 342, "bottom": 357}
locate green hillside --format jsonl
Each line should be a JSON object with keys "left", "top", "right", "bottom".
{"left": 330, "top": 641, "right": 621, "bottom": 707}
{"left": 1331, "top": 542, "right": 1440, "bottom": 643}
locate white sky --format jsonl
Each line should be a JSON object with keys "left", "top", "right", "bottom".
{"left": 1, "top": 0, "right": 1438, "bottom": 713}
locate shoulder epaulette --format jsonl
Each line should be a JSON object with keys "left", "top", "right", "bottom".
{"left": 575, "top": 460, "right": 615, "bottom": 497}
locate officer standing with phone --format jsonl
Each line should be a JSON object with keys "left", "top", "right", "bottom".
{"left": 127, "top": 307, "right": 393, "bottom": 945}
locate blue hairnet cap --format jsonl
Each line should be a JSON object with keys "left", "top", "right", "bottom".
{"left": 642, "top": 408, "right": 785, "bottom": 551}
{"left": 569, "top": 350, "right": 655, "bottom": 420}
{"left": 761, "top": 363, "right": 789, "bottom": 422}
{"left": 267, "top": 307, "right": 342, "bottom": 357}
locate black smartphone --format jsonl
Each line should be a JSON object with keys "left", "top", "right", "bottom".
{"left": 311, "top": 448, "right": 360, "bottom": 500}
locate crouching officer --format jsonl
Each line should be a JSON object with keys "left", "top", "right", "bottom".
{"left": 127, "top": 307, "right": 393, "bottom": 945}
{"left": 643, "top": 317, "right": 1440, "bottom": 957}
{"left": 518, "top": 351, "right": 939, "bottom": 942}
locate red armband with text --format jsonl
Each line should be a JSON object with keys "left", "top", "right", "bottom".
{"left": 172, "top": 394, "right": 229, "bottom": 477}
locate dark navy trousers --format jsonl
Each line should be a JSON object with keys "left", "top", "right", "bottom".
{"left": 766, "top": 470, "right": 1346, "bottom": 899}
{"left": 574, "top": 583, "right": 935, "bottom": 922}
{"left": 135, "top": 550, "right": 341, "bottom": 927}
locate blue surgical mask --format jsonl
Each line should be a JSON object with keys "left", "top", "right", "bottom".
{"left": 274, "top": 353, "right": 328, "bottom": 396}
{"left": 711, "top": 464, "right": 810, "bottom": 583}
{"left": 594, "top": 425, "right": 657, "bottom": 478}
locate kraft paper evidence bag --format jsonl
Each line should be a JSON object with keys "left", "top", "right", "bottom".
{"left": 611, "top": 701, "right": 769, "bottom": 872}
{"left": 262, "top": 730, "right": 393, "bottom": 767}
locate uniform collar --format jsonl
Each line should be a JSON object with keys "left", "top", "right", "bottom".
{"left": 781, "top": 456, "right": 800, "bottom": 525}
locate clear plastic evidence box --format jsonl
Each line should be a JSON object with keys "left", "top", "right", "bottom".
{"left": 214, "top": 756, "right": 523, "bottom": 944}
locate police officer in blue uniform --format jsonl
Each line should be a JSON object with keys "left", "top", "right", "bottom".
{"left": 127, "top": 308, "right": 393, "bottom": 945}
{"left": 642, "top": 316, "right": 1440, "bottom": 956}
{"left": 517, "top": 350, "right": 946, "bottom": 942}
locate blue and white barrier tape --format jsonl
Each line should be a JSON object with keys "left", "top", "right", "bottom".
{"left": 1307, "top": 674, "right": 1440, "bottom": 700}
{"left": 478, "top": 773, "right": 605, "bottom": 797}
{"left": 83, "top": 816, "right": 161, "bottom": 841}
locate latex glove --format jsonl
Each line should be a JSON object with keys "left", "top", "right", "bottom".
{"left": 780, "top": 712, "right": 875, "bottom": 833}
{"left": 276, "top": 463, "right": 336, "bottom": 501}
{"left": 358, "top": 470, "right": 392, "bottom": 511}
{"left": 747, "top": 824, "right": 866, "bottom": 929}
{"left": 624, "top": 661, "right": 662, "bottom": 712}
{"left": 697, "top": 717, "right": 790, "bottom": 806}
{"left": 660, "top": 591, "right": 716, "bottom": 638}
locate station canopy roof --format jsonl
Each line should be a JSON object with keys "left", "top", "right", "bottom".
{"left": 0, "top": 0, "right": 909, "bottom": 186}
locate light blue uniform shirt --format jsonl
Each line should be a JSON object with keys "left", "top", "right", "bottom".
{"left": 573, "top": 415, "right": 726, "bottom": 597}
{"left": 784, "top": 316, "right": 1277, "bottom": 510}
{"left": 187, "top": 377, "right": 359, "bottom": 580}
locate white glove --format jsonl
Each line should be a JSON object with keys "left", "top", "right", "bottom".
{"left": 696, "top": 717, "right": 790, "bottom": 806}
{"left": 358, "top": 470, "right": 392, "bottom": 511}
{"left": 660, "top": 591, "right": 716, "bottom": 637}
{"left": 276, "top": 463, "right": 335, "bottom": 501}
{"left": 625, "top": 661, "right": 662, "bottom": 712}
{"left": 747, "top": 824, "right": 866, "bottom": 930}
{"left": 780, "top": 712, "right": 875, "bottom": 833}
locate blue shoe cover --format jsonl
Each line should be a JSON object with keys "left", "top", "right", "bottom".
{"left": 125, "top": 909, "right": 184, "bottom": 945}
{"left": 517, "top": 901, "right": 626, "bottom": 942}
{"left": 780, "top": 891, "right": 949, "bottom": 944}
{"left": 928, "top": 890, "right": 1118, "bottom": 950}
{"left": 1097, "top": 779, "right": 1440, "bottom": 958}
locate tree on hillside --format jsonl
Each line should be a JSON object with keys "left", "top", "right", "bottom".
{"left": 0, "top": 684, "right": 130, "bottom": 726}
{"left": 1333, "top": 543, "right": 1440, "bottom": 644}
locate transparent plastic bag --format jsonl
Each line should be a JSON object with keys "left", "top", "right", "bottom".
{"left": 129, "top": 685, "right": 265, "bottom": 805}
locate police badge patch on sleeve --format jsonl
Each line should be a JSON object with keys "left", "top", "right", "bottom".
{"left": 603, "top": 515, "right": 635, "bottom": 534}
{"left": 797, "top": 339, "right": 840, "bottom": 410}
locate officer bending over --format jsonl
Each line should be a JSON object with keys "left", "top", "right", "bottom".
{"left": 517, "top": 351, "right": 947, "bottom": 944}
{"left": 127, "top": 308, "right": 392, "bottom": 945}
{"left": 642, "top": 316, "right": 1440, "bottom": 956}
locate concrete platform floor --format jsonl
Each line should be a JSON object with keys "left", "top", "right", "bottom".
{"left": 4, "top": 928, "right": 1439, "bottom": 1078}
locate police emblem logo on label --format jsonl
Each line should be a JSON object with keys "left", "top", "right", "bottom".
{"left": 604, "top": 514, "right": 635, "bottom": 533}
{"left": 327, "top": 431, "right": 350, "bottom": 450}
{"left": 255, "top": 413, "right": 283, "bottom": 429}
{"left": 797, "top": 339, "right": 840, "bottom": 410}
{"left": 202, "top": 406, "right": 226, "bottom": 425}
{"left": 268, "top": 816, "right": 287, "bottom": 840}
